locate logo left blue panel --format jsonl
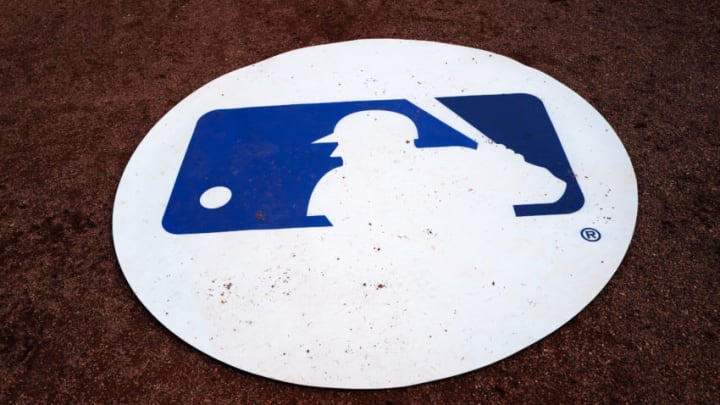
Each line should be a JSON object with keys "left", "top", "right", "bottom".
{"left": 162, "top": 100, "right": 477, "bottom": 235}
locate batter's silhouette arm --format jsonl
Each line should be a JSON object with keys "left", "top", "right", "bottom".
{"left": 437, "top": 94, "right": 584, "bottom": 216}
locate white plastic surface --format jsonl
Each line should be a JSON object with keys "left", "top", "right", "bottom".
{"left": 113, "top": 39, "right": 637, "bottom": 388}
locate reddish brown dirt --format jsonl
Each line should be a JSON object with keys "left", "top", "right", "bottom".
{"left": 1, "top": 1, "right": 718, "bottom": 403}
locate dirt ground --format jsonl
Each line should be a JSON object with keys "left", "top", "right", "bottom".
{"left": 1, "top": 0, "right": 718, "bottom": 403}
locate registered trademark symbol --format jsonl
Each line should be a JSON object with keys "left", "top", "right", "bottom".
{"left": 581, "top": 227, "right": 602, "bottom": 242}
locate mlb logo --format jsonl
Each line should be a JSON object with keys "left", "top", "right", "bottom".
{"left": 113, "top": 40, "right": 637, "bottom": 388}
{"left": 163, "top": 94, "right": 584, "bottom": 235}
